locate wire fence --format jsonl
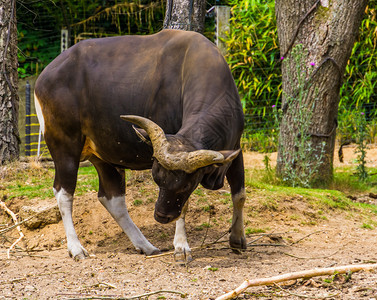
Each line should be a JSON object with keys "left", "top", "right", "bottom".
{"left": 16, "top": 3, "right": 377, "bottom": 157}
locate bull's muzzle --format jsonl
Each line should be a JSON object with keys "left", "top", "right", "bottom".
{"left": 154, "top": 210, "right": 177, "bottom": 224}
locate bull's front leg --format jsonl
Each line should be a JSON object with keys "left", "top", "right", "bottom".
{"left": 173, "top": 201, "right": 193, "bottom": 263}
{"left": 230, "top": 188, "right": 247, "bottom": 250}
{"left": 99, "top": 195, "right": 160, "bottom": 255}
{"left": 226, "top": 151, "right": 247, "bottom": 251}
{"left": 91, "top": 158, "right": 159, "bottom": 256}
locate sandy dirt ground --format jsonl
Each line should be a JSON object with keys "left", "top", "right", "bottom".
{"left": 1, "top": 146, "right": 377, "bottom": 299}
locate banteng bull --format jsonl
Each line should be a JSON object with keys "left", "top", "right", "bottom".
{"left": 34, "top": 29, "right": 246, "bottom": 262}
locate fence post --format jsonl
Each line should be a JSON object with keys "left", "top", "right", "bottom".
{"left": 215, "top": 6, "right": 231, "bottom": 56}
{"left": 25, "top": 81, "right": 31, "bottom": 157}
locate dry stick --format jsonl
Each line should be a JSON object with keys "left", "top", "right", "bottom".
{"left": 60, "top": 289, "right": 186, "bottom": 300}
{"left": 215, "top": 263, "right": 377, "bottom": 300}
{"left": 0, "top": 200, "right": 24, "bottom": 258}
{"left": 290, "top": 230, "right": 325, "bottom": 246}
{"left": 146, "top": 230, "right": 290, "bottom": 259}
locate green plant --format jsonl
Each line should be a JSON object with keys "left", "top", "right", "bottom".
{"left": 277, "top": 44, "right": 326, "bottom": 188}
{"left": 133, "top": 199, "right": 143, "bottom": 206}
{"left": 355, "top": 111, "right": 369, "bottom": 181}
{"left": 245, "top": 227, "right": 266, "bottom": 235}
{"left": 339, "top": 2, "right": 377, "bottom": 114}
{"left": 361, "top": 223, "right": 374, "bottom": 230}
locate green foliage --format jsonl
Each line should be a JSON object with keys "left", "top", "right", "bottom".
{"left": 224, "top": 0, "right": 376, "bottom": 149}
{"left": 225, "top": 0, "right": 281, "bottom": 135}
{"left": 17, "top": 0, "right": 165, "bottom": 77}
{"left": 340, "top": 3, "right": 377, "bottom": 112}
{"left": 355, "top": 111, "right": 369, "bottom": 181}
{"left": 277, "top": 45, "right": 326, "bottom": 188}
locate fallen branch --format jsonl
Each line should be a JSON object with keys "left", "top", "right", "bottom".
{"left": 59, "top": 289, "right": 186, "bottom": 299}
{"left": 0, "top": 199, "right": 24, "bottom": 258}
{"left": 215, "top": 263, "right": 377, "bottom": 300}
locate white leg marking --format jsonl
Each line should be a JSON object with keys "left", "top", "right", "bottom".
{"left": 99, "top": 195, "right": 159, "bottom": 255}
{"left": 230, "top": 188, "right": 246, "bottom": 250}
{"left": 54, "top": 188, "right": 88, "bottom": 259}
{"left": 173, "top": 201, "right": 192, "bottom": 263}
{"left": 34, "top": 93, "right": 45, "bottom": 134}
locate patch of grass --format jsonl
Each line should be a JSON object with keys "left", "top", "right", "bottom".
{"left": 260, "top": 198, "right": 279, "bottom": 211}
{"left": 194, "top": 188, "right": 205, "bottom": 197}
{"left": 76, "top": 166, "right": 99, "bottom": 195}
{"left": 0, "top": 163, "right": 99, "bottom": 201}
{"left": 0, "top": 164, "right": 54, "bottom": 200}
{"left": 195, "top": 222, "right": 211, "bottom": 231}
{"left": 243, "top": 162, "right": 377, "bottom": 224}
{"left": 245, "top": 227, "right": 266, "bottom": 235}
{"left": 361, "top": 223, "right": 374, "bottom": 229}
{"left": 133, "top": 199, "right": 143, "bottom": 206}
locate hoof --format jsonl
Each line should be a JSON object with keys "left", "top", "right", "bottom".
{"left": 68, "top": 246, "right": 89, "bottom": 261}
{"left": 230, "top": 233, "right": 247, "bottom": 253}
{"left": 174, "top": 249, "right": 193, "bottom": 264}
{"left": 148, "top": 248, "right": 162, "bottom": 256}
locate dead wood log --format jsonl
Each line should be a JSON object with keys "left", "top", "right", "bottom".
{"left": 215, "top": 263, "right": 377, "bottom": 300}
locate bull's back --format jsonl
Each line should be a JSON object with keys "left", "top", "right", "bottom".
{"left": 34, "top": 30, "right": 229, "bottom": 166}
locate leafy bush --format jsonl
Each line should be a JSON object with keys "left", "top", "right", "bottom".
{"left": 225, "top": 0, "right": 281, "bottom": 136}
{"left": 18, "top": 24, "right": 60, "bottom": 78}
{"left": 340, "top": 2, "right": 377, "bottom": 113}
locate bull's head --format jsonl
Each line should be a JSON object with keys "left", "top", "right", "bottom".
{"left": 120, "top": 115, "right": 240, "bottom": 224}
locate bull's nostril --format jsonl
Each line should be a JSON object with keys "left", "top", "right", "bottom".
{"left": 154, "top": 210, "right": 175, "bottom": 224}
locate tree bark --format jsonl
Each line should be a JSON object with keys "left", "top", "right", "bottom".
{"left": 275, "top": 0, "right": 367, "bottom": 186}
{"left": 163, "top": 0, "right": 206, "bottom": 33}
{"left": 0, "top": 0, "right": 19, "bottom": 164}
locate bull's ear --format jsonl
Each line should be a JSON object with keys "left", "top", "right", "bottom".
{"left": 133, "top": 126, "right": 152, "bottom": 146}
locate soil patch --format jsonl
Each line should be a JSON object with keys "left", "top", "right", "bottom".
{"left": 1, "top": 146, "right": 377, "bottom": 299}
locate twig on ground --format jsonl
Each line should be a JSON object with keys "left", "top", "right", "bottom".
{"left": 146, "top": 230, "right": 289, "bottom": 260}
{"left": 290, "top": 230, "right": 325, "bottom": 246}
{"left": 90, "top": 282, "right": 117, "bottom": 289}
{"left": 0, "top": 199, "right": 24, "bottom": 258}
{"left": 215, "top": 263, "right": 377, "bottom": 300}
{"left": 200, "top": 208, "right": 213, "bottom": 247}
{"left": 246, "top": 243, "right": 287, "bottom": 248}
{"left": 59, "top": 289, "right": 186, "bottom": 299}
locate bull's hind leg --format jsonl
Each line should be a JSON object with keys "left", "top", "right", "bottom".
{"left": 226, "top": 150, "right": 247, "bottom": 251}
{"left": 90, "top": 157, "right": 160, "bottom": 255}
{"left": 52, "top": 150, "right": 88, "bottom": 260}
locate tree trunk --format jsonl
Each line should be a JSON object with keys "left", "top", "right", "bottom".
{"left": 163, "top": 0, "right": 206, "bottom": 33}
{"left": 0, "top": 0, "right": 19, "bottom": 165}
{"left": 275, "top": 0, "right": 367, "bottom": 186}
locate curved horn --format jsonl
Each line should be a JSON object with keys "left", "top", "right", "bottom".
{"left": 120, "top": 115, "right": 169, "bottom": 152}
{"left": 120, "top": 115, "right": 232, "bottom": 173}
